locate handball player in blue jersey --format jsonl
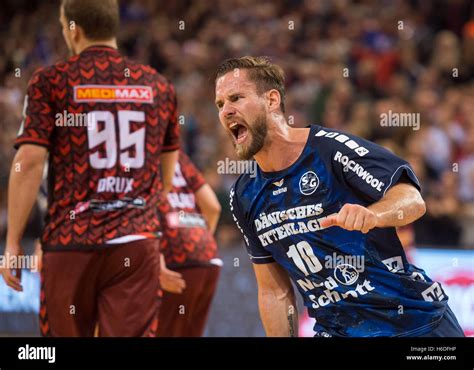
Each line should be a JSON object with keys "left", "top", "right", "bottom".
{"left": 214, "top": 56, "right": 464, "bottom": 337}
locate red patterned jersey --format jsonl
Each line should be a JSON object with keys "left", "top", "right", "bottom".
{"left": 15, "top": 46, "right": 180, "bottom": 250}
{"left": 158, "top": 151, "right": 219, "bottom": 268}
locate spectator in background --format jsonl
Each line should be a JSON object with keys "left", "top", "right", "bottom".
{"left": 459, "top": 125, "right": 474, "bottom": 203}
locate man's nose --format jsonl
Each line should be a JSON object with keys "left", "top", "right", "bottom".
{"left": 222, "top": 101, "right": 236, "bottom": 118}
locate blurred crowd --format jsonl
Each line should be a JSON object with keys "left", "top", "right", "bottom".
{"left": 0, "top": 0, "right": 473, "bottom": 247}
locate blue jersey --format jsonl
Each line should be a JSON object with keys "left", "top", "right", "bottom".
{"left": 230, "top": 124, "right": 448, "bottom": 337}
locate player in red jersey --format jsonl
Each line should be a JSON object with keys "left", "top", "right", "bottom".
{"left": 1, "top": 0, "right": 179, "bottom": 336}
{"left": 157, "top": 150, "right": 222, "bottom": 337}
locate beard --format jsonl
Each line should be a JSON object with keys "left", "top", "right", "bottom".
{"left": 231, "top": 113, "right": 268, "bottom": 160}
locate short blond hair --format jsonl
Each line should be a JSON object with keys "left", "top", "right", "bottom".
{"left": 215, "top": 56, "right": 286, "bottom": 113}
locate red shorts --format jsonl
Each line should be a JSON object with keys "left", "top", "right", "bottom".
{"left": 39, "top": 239, "right": 161, "bottom": 337}
{"left": 158, "top": 264, "right": 220, "bottom": 337}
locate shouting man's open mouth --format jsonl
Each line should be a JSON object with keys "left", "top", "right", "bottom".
{"left": 225, "top": 113, "right": 268, "bottom": 160}
{"left": 229, "top": 121, "right": 249, "bottom": 145}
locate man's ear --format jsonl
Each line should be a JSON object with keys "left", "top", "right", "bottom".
{"left": 266, "top": 89, "right": 282, "bottom": 113}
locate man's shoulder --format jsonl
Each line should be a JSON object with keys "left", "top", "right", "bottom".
{"left": 28, "top": 62, "right": 63, "bottom": 85}
{"left": 232, "top": 170, "right": 260, "bottom": 189}
{"left": 123, "top": 57, "right": 171, "bottom": 86}
{"left": 51, "top": 52, "right": 172, "bottom": 87}
{"left": 48, "top": 53, "right": 82, "bottom": 74}
{"left": 230, "top": 172, "right": 259, "bottom": 201}
{"left": 229, "top": 173, "right": 257, "bottom": 222}
{"left": 29, "top": 53, "right": 89, "bottom": 83}
{"left": 126, "top": 59, "right": 161, "bottom": 77}
{"left": 311, "top": 124, "right": 375, "bottom": 158}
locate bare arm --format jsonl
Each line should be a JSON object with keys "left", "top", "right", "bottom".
{"left": 160, "top": 150, "right": 179, "bottom": 195}
{"left": 320, "top": 182, "right": 426, "bottom": 232}
{"left": 254, "top": 262, "right": 298, "bottom": 337}
{"left": 7, "top": 145, "right": 47, "bottom": 246}
{"left": 195, "top": 184, "right": 221, "bottom": 234}
{"left": 2, "top": 144, "right": 47, "bottom": 291}
{"left": 368, "top": 182, "right": 426, "bottom": 227}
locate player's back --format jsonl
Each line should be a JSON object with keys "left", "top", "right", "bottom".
{"left": 15, "top": 45, "right": 180, "bottom": 249}
{"left": 158, "top": 151, "right": 219, "bottom": 269}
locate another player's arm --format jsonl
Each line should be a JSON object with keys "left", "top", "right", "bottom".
{"left": 320, "top": 182, "right": 426, "bottom": 233}
{"left": 3, "top": 144, "right": 48, "bottom": 291}
{"left": 254, "top": 262, "right": 298, "bottom": 337}
{"left": 160, "top": 150, "right": 178, "bottom": 195}
{"left": 195, "top": 184, "right": 221, "bottom": 234}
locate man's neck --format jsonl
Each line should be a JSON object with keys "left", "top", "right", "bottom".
{"left": 254, "top": 118, "right": 310, "bottom": 173}
{"left": 76, "top": 39, "right": 118, "bottom": 54}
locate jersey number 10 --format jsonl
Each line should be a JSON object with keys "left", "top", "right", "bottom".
{"left": 287, "top": 241, "right": 323, "bottom": 276}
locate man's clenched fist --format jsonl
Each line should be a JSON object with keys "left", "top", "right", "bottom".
{"left": 319, "top": 204, "right": 378, "bottom": 233}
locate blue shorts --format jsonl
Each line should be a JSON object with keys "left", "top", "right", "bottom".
{"left": 421, "top": 306, "right": 465, "bottom": 337}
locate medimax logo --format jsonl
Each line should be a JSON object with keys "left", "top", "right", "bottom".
{"left": 74, "top": 85, "right": 153, "bottom": 103}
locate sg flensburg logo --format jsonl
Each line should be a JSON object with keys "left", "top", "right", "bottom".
{"left": 299, "top": 171, "right": 319, "bottom": 195}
